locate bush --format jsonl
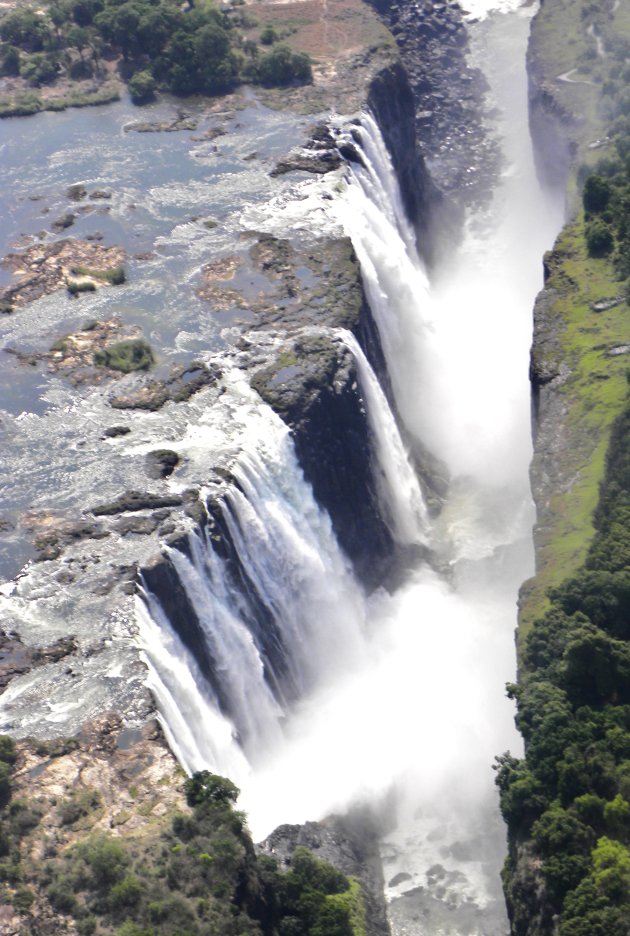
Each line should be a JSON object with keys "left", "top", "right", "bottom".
{"left": 260, "top": 24, "right": 277, "bottom": 45}
{"left": 0, "top": 737, "right": 17, "bottom": 767}
{"left": 20, "top": 53, "right": 58, "bottom": 86}
{"left": 67, "top": 278, "right": 97, "bottom": 295}
{"left": 47, "top": 880, "right": 78, "bottom": 913}
{"left": 1, "top": 46, "right": 20, "bottom": 77}
{"left": 185, "top": 772, "right": 239, "bottom": 808}
{"left": 583, "top": 175, "right": 612, "bottom": 214}
{"left": 0, "top": 763, "right": 12, "bottom": 809}
{"left": 585, "top": 218, "right": 614, "bottom": 257}
{"left": 59, "top": 788, "right": 102, "bottom": 826}
{"left": 108, "top": 873, "right": 143, "bottom": 911}
{"left": 12, "top": 886, "right": 35, "bottom": 913}
{"left": 128, "top": 70, "right": 156, "bottom": 104}
{"left": 70, "top": 265, "right": 126, "bottom": 285}
{"left": 93, "top": 339, "right": 154, "bottom": 373}
{"left": 255, "top": 44, "right": 311, "bottom": 86}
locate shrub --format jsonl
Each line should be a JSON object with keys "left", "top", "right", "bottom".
{"left": 47, "top": 880, "right": 78, "bottom": 913}
{"left": 9, "top": 799, "right": 43, "bottom": 837}
{"left": 260, "top": 24, "right": 277, "bottom": 45}
{"left": 585, "top": 218, "right": 614, "bottom": 257}
{"left": 67, "top": 278, "right": 97, "bottom": 295}
{"left": 184, "top": 771, "right": 239, "bottom": 807}
{"left": 12, "top": 886, "right": 35, "bottom": 913}
{"left": 20, "top": 53, "right": 58, "bottom": 86}
{"left": 1, "top": 46, "right": 20, "bottom": 76}
{"left": 128, "top": 70, "right": 156, "bottom": 104}
{"left": 0, "top": 763, "right": 12, "bottom": 808}
{"left": 0, "top": 737, "right": 17, "bottom": 766}
{"left": 583, "top": 174, "right": 612, "bottom": 214}
{"left": 70, "top": 265, "right": 126, "bottom": 285}
{"left": 255, "top": 44, "right": 311, "bottom": 86}
{"left": 108, "top": 873, "right": 143, "bottom": 911}
{"left": 93, "top": 339, "right": 154, "bottom": 373}
{"left": 59, "top": 788, "right": 102, "bottom": 826}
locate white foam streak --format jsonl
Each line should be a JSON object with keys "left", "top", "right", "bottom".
{"left": 339, "top": 329, "right": 430, "bottom": 545}
{"left": 136, "top": 595, "right": 249, "bottom": 781}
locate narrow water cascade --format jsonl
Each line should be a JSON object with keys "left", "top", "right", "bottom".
{"left": 339, "top": 328, "right": 430, "bottom": 546}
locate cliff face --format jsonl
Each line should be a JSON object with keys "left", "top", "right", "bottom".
{"left": 503, "top": 2, "right": 630, "bottom": 934}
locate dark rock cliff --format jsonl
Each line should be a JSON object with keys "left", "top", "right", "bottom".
{"left": 367, "top": 62, "right": 443, "bottom": 255}
{"left": 260, "top": 812, "right": 391, "bottom": 936}
{"left": 367, "top": 0, "right": 498, "bottom": 210}
{"left": 527, "top": 41, "right": 574, "bottom": 192}
{"left": 252, "top": 333, "right": 398, "bottom": 591}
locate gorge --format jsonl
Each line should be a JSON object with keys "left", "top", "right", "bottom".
{"left": 0, "top": 0, "right": 628, "bottom": 933}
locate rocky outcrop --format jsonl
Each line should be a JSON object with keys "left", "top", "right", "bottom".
{"left": 369, "top": 0, "right": 498, "bottom": 210}
{"left": 260, "top": 811, "right": 391, "bottom": 936}
{"left": 0, "top": 239, "right": 124, "bottom": 312}
{"left": 252, "top": 334, "right": 398, "bottom": 589}
{"left": 367, "top": 62, "right": 445, "bottom": 260}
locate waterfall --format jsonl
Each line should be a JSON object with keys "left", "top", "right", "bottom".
{"left": 339, "top": 328, "right": 430, "bottom": 546}
{"left": 138, "top": 394, "right": 366, "bottom": 767}
{"left": 332, "top": 123, "right": 433, "bottom": 460}
{"left": 136, "top": 5, "right": 566, "bottom": 933}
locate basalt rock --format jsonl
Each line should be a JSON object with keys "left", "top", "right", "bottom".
{"left": 366, "top": 0, "right": 498, "bottom": 210}
{"left": 260, "top": 811, "right": 391, "bottom": 936}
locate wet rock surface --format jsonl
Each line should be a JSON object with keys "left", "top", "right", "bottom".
{"left": 270, "top": 123, "right": 344, "bottom": 176}
{"left": 0, "top": 239, "right": 125, "bottom": 311}
{"left": 0, "top": 632, "right": 77, "bottom": 690}
{"left": 109, "top": 362, "right": 217, "bottom": 410}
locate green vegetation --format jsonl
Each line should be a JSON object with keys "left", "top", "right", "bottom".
{"left": 0, "top": 0, "right": 312, "bottom": 110}
{"left": 0, "top": 761, "right": 365, "bottom": 936}
{"left": 499, "top": 383, "right": 630, "bottom": 933}
{"left": 127, "top": 69, "right": 155, "bottom": 103}
{"left": 70, "top": 264, "right": 126, "bottom": 285}
{"left": 0, "top": 736, "right": 44, "bottom": 891}
{"left": 59, "top": 787, "right": 103, "bottom": 827}
{"left": 67, "top": 278, "right": 97, "bottom": 295}
{"left": 94, "top": 339, "right": 154, "bottom": 373}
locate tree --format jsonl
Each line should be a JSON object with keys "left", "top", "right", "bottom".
{"left": 184, "top": 771, "right": 239, "bottom": 807}
{"left": 128, "top": 69, "right": 155, "bottom": 103}
{"left": 1, "top": 45, "right": 20, "bottom": 76}
{"left": 255, "top": 44, "right": 311, "bottom": 86}
{"left": 583, "top": 174, "right": 612, "bottom": 214}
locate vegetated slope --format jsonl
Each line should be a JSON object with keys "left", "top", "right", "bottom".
{"left": 0, "top": 735, "right": 367, "bottom": 936}
{"left": 501, "top": 0, "right": 630, "bottom": 931}
{"left": 499, "top": 383, "right": 630, "bottom": 935}
{"left": 523, "top": 0, "right": 630, "bottom": 633}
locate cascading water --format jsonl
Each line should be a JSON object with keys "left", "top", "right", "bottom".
{"left": 339, "top": 328, "right": 429, "bottom": 546}
{"left": 138, "top": 373, "right": 367, "bottom": 769}
{"left": 136, "top": 3, "right": 566, "bottom": 934}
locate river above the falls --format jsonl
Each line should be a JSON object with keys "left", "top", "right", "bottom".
{"left": 0, "top": 92, "right": 337, "bottom": 580}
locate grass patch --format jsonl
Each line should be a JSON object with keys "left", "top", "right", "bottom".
{"left": 66, "top": 278, "right": 96, "bottom": 295}
{"left": 70, "top": 265, "right": 126, "bottom": 285}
